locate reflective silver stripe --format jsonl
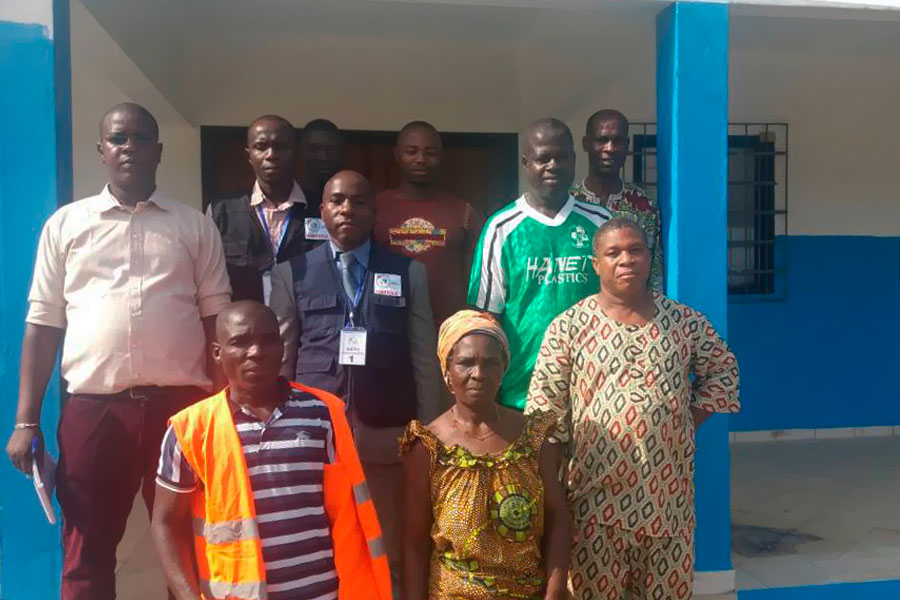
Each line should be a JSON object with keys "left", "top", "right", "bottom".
{"left": 193, "top": 518, "right": 259, "bottom": 545}
{"left": 353, "top": 482, "right": 371, "bottom": 505}
{"left": 200, "top": 579, "right": 267, "bottom": 600}
{"left": 368, "top": 536, "right": 386, "bottom": 559}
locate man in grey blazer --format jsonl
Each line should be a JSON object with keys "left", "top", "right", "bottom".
{"left": 270, "top": 170, "right": 443, "bottom": 598}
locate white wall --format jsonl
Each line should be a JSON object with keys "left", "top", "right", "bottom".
{"left": 560, "top": 13, "right": 900, "bottom": 237}
{"left": 0, "top": 0, "right": 54, "bottom": 34}
{"left": 70, "top": 0, "right": 201, "bottom": 208}
{"left": 158, "top": 6, "right": 660, "bottom": 200}
{"left": 730, "top": 15, "right": 900, "bottom": 237}
{"left": 73, "top": 2, "right": 900, "bottom": 232}
{"left": 177, "top": 35, "right": 521, "bottom": 134}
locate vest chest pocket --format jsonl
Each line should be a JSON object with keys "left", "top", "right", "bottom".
{"left": 223, "top": 239, "right": 249, "bottom": 262}
{"left": 368, "top": 293, "right": 407, "bottom": 334}
{"left": 299, "top": 293, "right": 342, "bottom": 331}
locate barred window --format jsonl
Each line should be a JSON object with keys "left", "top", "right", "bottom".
{"left": 630, "top": 123, "right": 788, "bottom": 296}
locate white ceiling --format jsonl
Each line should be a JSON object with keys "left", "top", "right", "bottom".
{"left": 78, "top": 0, "right": 662, "bottom": 124}
{"left": 78, "top": 0, "right": 900, "bottom": 126}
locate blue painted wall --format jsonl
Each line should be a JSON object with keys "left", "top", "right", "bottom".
{"left": 0, "top": 3, "right": 70, "bottom": 598}
{"left": 657, "top": 1, "right": 733, "bottom": 575}
{"left": 729, "top": 235, "right": 900, "bottom": 432}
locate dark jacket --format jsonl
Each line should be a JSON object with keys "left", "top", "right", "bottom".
{"left": 208, "top": 193, "right": 321, "bottom": 301}
{"left": 286, "top": 243, "right": 419, "bottom": 427}
{"left": 271, "top": 243, "right": 444, "bottom": 428}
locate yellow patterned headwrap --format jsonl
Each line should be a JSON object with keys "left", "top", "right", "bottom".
{"left": 437, "top": 309, "right": 510, "bottom": 375}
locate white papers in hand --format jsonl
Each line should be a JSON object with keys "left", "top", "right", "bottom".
{"left": 31, "top": 443, "right": 57, "bottom": 525}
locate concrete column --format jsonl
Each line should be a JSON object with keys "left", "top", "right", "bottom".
{"left": 656, "top": 2, "right": 734, "bottom": 597}
{"left": 0, "top": 1, "right": 71, "bottom": 598}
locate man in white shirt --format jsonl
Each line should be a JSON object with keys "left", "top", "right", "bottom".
{"left": 5, "top": 102, "right": 231, "bottom": 600}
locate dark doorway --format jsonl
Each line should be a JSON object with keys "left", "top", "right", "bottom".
{"left": 200, "top": 127, "right": 519, "bottom": 217}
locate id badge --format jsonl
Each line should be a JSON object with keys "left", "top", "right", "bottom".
{"left": 305, "top": 217, "right": 330, "bottom": 241}
{"left": 373, "top": 273, "right": 402, "bottom": 297}
{"left": 339, "top": 327, "right": 367, "bottom": 366}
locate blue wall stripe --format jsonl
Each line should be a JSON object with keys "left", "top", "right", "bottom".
{"left": 54, "top": 0, "right": 73, "bottom": 207}
{"left": 656, "top": 1, "right": 733, "bottom": 573}
{"left": 739, "top": 579, "right": 900, "bottom": 599}
{"left": 0, "top": 5, "right": 70, "bottom": 598}
{"left": 729, "top": 235, "right": 900, "bottom": 432}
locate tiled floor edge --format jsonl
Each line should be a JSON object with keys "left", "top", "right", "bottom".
{"left": 695, "top": 569, "right": 736, "bottom": 595}
{"left": 730, "top": 426, "right": 899, "bottom": 443}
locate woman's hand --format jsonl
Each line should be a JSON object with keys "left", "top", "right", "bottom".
{"left": 403, "top": 440, "right": 434, "bottom": 600}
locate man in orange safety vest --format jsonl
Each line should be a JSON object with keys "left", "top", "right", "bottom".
{"left": 151, "top": 300, "right": 391, "bottom": 600}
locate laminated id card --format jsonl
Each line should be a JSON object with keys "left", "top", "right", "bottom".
{"left": 305, "top": 217, "right": 330, "bottom": 241}
{"left": 339, "top": 327, "right": 367, "bottom": 365}
{"left": 373, "top": 273, "right": 402, "bottom": 297}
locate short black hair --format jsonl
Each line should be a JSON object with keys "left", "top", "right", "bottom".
{"left": 300, "top": 118, "right": 339, "bottom": 141}
{"left": 246, "top": 115, "right": 295, "bottom": 146}
{"left": 585, "top": 109, "right": 629, "bottom": 137}
{"left": 99, "top": 103, "right": 159, "bottom": 139}
{"left": 524, "top": 117, "right": 574, "bottom": 148}
{"left": 592, "top": 216, "right": 649, "bottom": 254}
{"left": 397, "top": 120, "right": 440, "bottom": 145}
{"left": 249, "top": 114, "right": 294, "bottom": 131}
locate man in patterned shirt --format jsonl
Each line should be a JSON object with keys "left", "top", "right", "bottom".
{"left": 570, "top": 109, "right": 663, "bottom": 290}
{"left": 526, "top": 218, "right": 740, "bottom": 600}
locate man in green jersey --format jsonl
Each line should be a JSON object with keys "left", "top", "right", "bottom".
{"left": 467, "top": 118, "right": 611, "bottom": 410}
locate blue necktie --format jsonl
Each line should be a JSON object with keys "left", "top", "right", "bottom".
{"left": 337, "top": 251, "right": 360, "bottom": 303}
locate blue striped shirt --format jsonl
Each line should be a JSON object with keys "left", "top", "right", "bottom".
{"left": 157, "top": 386, "right": 338, "bottom": 600}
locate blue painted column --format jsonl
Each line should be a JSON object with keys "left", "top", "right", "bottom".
{"left": 656, "top": 1, "right": 733, "bottom": 593}
{"left": 0, "top": 1, "right": 71, "bottom": 598}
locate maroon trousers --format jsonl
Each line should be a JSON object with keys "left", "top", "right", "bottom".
{"left": 56, "top": 386, "right": 207, "bottom": 600}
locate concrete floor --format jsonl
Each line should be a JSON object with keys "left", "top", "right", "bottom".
{"left": 116, "top": 504, "right": 168, "bottom": 598}
{"left": 731, "top": 436, "right": 900, "bottom": 590}
{"left": 112, "top": 436, "right": 900, "bottom": 596}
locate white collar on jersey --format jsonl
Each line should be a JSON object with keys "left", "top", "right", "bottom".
{"left": 515, "top": 194, "right": 576, "bottom": 227}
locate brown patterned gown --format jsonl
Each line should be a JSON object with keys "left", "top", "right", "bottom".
{"left": 400, "top": 413, "right": 556, "bottom": 600}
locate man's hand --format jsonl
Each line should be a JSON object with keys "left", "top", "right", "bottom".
{"left": 691, "top": 406, "right": 713, "bottom": 429}
{"left": 9, "top": 323, "right": 64, "bottom": 474}
{"left": 6, "top": 427, "right": 40, "bottom": 474}
{"left": 152, "top": 483, "right": 204, "bottom": 600}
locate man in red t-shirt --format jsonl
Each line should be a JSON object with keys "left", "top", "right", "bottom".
{"left": 374, "top": 121, "right": 485, "bottom": 328}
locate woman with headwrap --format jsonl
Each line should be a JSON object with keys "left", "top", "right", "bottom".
{"left": 401, "top": 310, "right": 571, "bottom": 600}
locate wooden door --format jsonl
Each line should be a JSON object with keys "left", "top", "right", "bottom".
{"left": 201, "top": 127, "right": 519, "bottom": 217}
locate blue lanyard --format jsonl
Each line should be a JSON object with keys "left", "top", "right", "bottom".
{"left": 255, "top": 205, "right": 292, "bottom": 258}
{"left": 343, "top": 265, "right": 367, "bottom": 327}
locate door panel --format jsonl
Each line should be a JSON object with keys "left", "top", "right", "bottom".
{"left": 201, "top": 127, "right": 518, "bottom": 217}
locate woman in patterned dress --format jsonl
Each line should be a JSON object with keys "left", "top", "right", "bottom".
{"left": 401, "top": 310, "right": 571, "bottom": 600}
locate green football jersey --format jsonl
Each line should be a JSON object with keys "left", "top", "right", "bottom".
{"left": 468, "top": 194, "right": 611, "bottom": 410}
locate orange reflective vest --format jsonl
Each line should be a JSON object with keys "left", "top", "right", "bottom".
{"left": 169, "top": 382, "right": 392, "bottom": 600}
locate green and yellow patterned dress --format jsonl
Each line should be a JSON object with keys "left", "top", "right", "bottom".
{"left": 400, "top": 412, "right": 555, "bottom": 600}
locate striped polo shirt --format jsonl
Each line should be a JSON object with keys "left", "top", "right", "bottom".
{"left": 157, "top": 385, "right": 338, "bottom": 600}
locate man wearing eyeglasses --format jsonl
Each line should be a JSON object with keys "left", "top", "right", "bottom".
{"left": 5, "top": 103, "right": 231, "bottom": 600}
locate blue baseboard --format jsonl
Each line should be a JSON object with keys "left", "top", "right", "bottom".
{"left": 739, "top": 579, "right": 900, "bottom": 599}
